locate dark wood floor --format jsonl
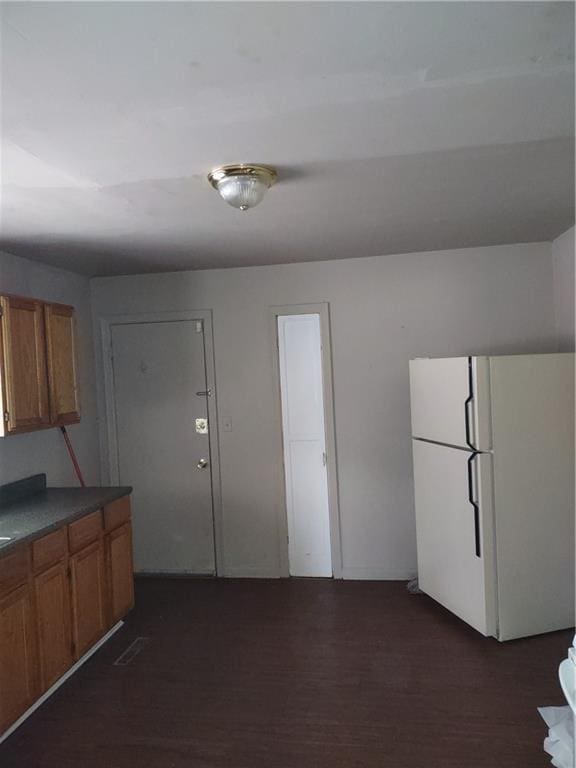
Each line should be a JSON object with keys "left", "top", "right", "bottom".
{"left": 0, "top": 578, "right": 570, "bottom": 767}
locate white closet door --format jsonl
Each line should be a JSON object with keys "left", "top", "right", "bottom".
{"left": 278, "top": 315, "right": 332, "bottom": 577}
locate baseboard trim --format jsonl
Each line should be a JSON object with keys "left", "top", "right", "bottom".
{"left": 221, "top": 567, "right": 416, "bottom": 581}
{"left": 341, "top": 567, "right": 416, "bottom": 581}
{"left": 0, "top": 621, "right": 124, "bottom": 746}
{"left": 222, "top": 567, "right": 282, "bottom": 579}
{"left": 135, "top": 571, "right": 214, "bottom": 578}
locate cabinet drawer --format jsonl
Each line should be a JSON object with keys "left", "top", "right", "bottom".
{"left": 32, "top": 528, "right": 67, "bottom": 573}
{"left": 68, "top": 511, "right": 102, "bottom": 553}
{"left": 0, "top": 546, "right": 29, "bottom": 599}
{"left": 103, "top": 496, "right": 131, "bottom": 532}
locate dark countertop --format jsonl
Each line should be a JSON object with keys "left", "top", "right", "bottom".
{"left": 0, "top": 482, "right": 132, "bottom": 555}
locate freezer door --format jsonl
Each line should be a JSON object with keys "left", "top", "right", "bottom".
{"left": 413, "top": 439, "right": 495, "bottom": 636}
{"left": 409, "top": 357, "right": 491, "bottom": 450}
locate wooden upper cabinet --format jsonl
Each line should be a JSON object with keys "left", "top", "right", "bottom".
{"left": 0, "top": 296, "right": 50, "bottom": 435}
{"left": 0, "top": 295, "right": 80, "bottom": 435}
{"left": 44, "top": 302, "right": 80, "bottom": 425}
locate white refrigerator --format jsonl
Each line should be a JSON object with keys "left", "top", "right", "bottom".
{"left": 409, "top": 353, "right": 574, "bottom": 641}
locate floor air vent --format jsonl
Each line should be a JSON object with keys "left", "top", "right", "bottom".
{"left": 113, "top": 637, "right": 150, "bottom": 666}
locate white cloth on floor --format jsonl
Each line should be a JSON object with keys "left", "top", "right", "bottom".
{"left": 538, "top": 706, "right": 575, "bottom": 768}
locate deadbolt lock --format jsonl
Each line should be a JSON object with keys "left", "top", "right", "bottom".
{"left": 195, "top": 418, "right": 208, "bottom": 434}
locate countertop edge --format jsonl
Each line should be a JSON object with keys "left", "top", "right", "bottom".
{"left": 0, "top": 486, "right": 133, "bottom": 556}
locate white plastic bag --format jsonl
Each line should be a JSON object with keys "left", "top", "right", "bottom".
{"left": 538, "top": 706, "right": 575, "bottom": 767}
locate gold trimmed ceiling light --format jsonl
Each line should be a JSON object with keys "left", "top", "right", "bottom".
{"left": 208, "top": 164, "right": 277, "bottom": 211}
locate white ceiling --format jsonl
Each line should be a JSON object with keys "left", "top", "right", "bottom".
{"left": 0, "top": 1, "right": 574, "bottom": 276}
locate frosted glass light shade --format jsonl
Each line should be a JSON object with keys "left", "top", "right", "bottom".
{"left": 208, "top": 164, "right": 277, "bottom": 211}
{"left": 215, "top": 175, "right": 268, "bottom": 210}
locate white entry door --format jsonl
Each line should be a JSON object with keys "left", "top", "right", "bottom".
{"left": 110, "top": 320, "right": 215, "bottom": 574}
{"left": 278, "top": 314, "right": 332, "bottom": 577}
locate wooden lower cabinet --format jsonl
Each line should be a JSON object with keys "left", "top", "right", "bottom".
{"left": 69, "top": 538, "right": 106, "bottom": 659}
{"left": 0, "top": 496, "right": 133, "bottom": 736}
{"left": 0, "top": 584, "right": 39, "bottom": 733}
{"left": 106, "top": 523, "right": 135, "bottom": 626}
{"left": 34, "top": 560, "right": 73, "bottom": 690}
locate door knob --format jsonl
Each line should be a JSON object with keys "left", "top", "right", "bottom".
{"left": 197, "top": 458, "right": 209, "bottom": 469}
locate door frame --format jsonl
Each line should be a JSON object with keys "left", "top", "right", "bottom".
{"left": 270, "top": 303, "right": 343, "bottom": 578}
{"left": 99, "top": 310, "right": 223, "bottom": 576}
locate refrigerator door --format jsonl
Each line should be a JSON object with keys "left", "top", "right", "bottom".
{"left": 489, "top": 353, "right": 575, "bottom": 640}
{"left": 409, "top": 356, "right": 491, "bottom": 450}
{"left": 413, "top": 439, "right": 496, "bottom": 636}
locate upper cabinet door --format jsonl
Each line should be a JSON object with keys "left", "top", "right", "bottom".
{"left": 44, "top": 303, "right": 80, "bottom": 425}
{"left": 0, "top": 296, "right": 50, "bottom": 434}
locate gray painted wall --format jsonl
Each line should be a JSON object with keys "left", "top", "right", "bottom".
{"left": 91, "top": 242, "right": 558, "bottom": 579}
{"left": 552, "top": 226, "right": 575, "bottom": 351}
{"left": 0, "top": 250, "right": 101, "bottom": 486}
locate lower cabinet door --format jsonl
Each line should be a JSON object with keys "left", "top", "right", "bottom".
{"left": 70, "top": 540, "right": 106, "bottom": 658}
{"left": 0, "top": 585, "right": 39, "bottom": 733}
{"left": 106, "top": 522, "right": 135, "bottom": 625}
{"left": 34, "top": 560, "right": 73, "bottom": 690}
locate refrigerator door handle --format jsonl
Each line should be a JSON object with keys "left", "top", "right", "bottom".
{"left": 464, "top": 356, "right": 476, "bottom": 451}
{"left": 465, "top": 397, "right": 475, "bottom": 449}
{"left": 467, "top": 452, "right": 481, "bottom": 558}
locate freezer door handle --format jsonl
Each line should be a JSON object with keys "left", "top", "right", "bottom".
{"left": 465, "top": 397, "right": 475, "bottom": 449}
{"left": 464, "top": 356, "right": 477, "bottom": 451}
{"left": 467, "top": 452, "right": 481, "bottom": 558}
